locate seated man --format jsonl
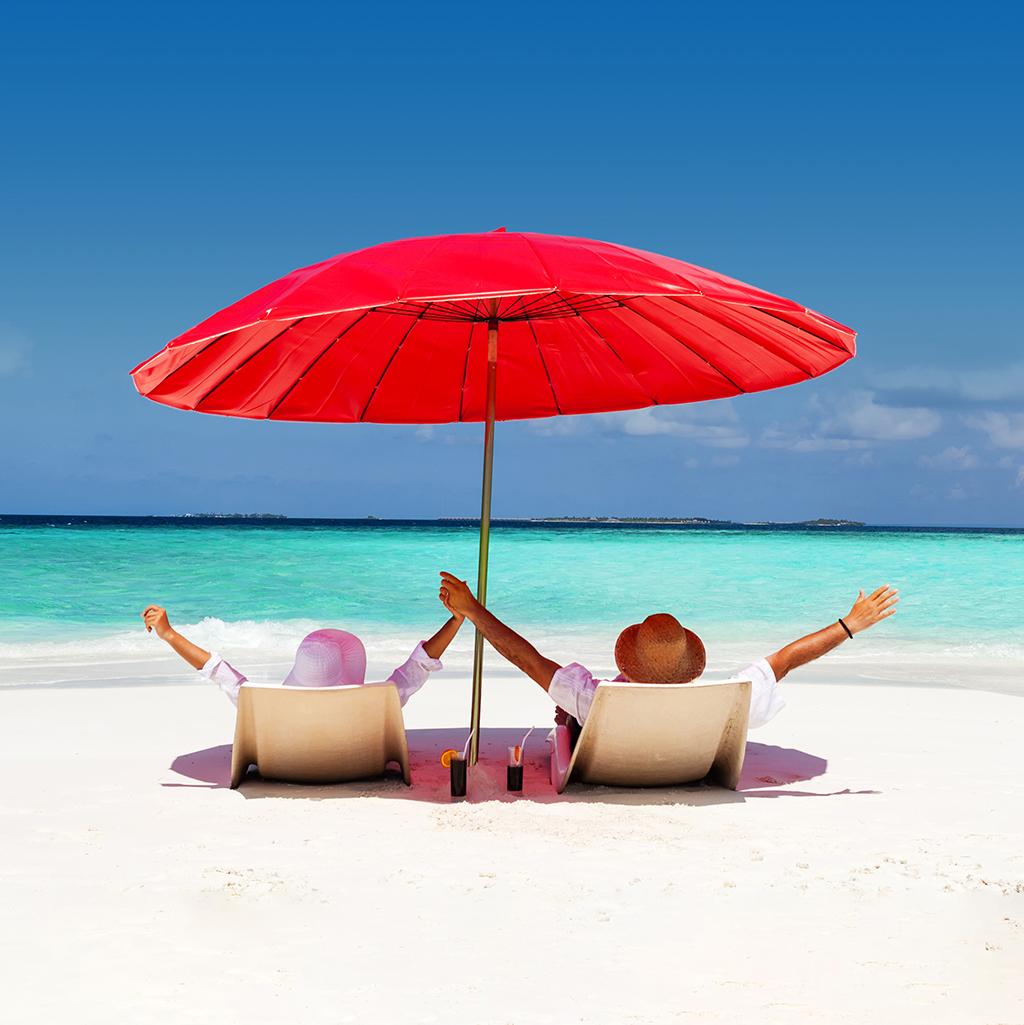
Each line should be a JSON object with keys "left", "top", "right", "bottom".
{"left": 437, "top": 574, "right": 898, "bottom": 734}
{"left": 141, "top": 604, "right": 464, "bottom": 706}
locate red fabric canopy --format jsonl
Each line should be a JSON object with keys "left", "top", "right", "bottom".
{"left": 131, "top": 230, "right": 855, "bottom": 423}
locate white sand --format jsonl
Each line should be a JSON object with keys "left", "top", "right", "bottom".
{"left": 1, "top": 668, "right": 1022, "bottom": 1024}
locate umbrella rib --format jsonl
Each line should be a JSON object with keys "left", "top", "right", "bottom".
{"left": 449, "top": 299, "right": 482, "bottom": 320}
{"left": 578, "top": 307, "right": 715, "bottom": 393}
{"left": 430, "top": 298, "right": 476, "bottom": 321}
{"left": 526, "top": 320, "right": 563, "bottom": 416}
{"left": 458, "top": 321, "right": 475, "bottom": 422}
{"left": 505, "top": 292, "right": 549, "bottom": 319}
{"left": 519, "top": 233, "right": 558, "bottom": 291}
{"left": 667, "top": 297, "right": 815, "bottom": 378}
{"left": 193, "top": 319, "right": 304, "bottom": 411}
{"left": 751, "top": 308, "right": 854, "bottom": 356}
{"left": 397, "top": 236, "right": 445, "bottom": 300}
{"left": 597, "top": 238, "right": 705, "bottom": 295}
{"left": 499, "top": 293, "right": 532, "bottom": 320}
{"left": 143, "top": 330, "right": 233, "bottom": 393}
{"left": 264, "top": 311, "right": 370, "bottom": 419}
{"left": 359, "top": 307, "right": 428, "bottom": 421}
{"left": 511, "top": 291, "right": 563, "bottom": 320}
{"left": 575, "top": 312, "right": 660, "bottom": 407}
{"left": 619, "top": 300, "right": 747, "bottom": 394}
{"left": 570, "top": 294, "right": 631, "bottom": 316}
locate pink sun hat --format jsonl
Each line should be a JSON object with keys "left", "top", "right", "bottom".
{"left": 283, "top": 629, "right": 367, "bottom": 688}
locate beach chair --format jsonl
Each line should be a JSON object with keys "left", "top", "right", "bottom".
{"left": 547, "top": 679, "right": 751, "bottom": 792}
{"left": 229, "top": 681, "right": 411, "bottom": 789}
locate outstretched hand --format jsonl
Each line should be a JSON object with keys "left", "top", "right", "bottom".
{"left": 141, "top": 604, "right": 174, "bottom": 640}
{"left": 844, "top": 585, "right": 899, "bottom": 634}
{"left": 439, "top": 572, "right": 478, "bottom": 621}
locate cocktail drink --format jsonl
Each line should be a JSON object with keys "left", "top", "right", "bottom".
{"left": 450, "top": 753, "right": 467, "bottom": 797}
{"left": 507, "top": 745, "right": 524, "bottom": 792}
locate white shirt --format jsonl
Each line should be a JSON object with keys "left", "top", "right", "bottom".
{"left": 198, "top": 641, "right": 443, "bottom": 708}
{"left": 548, "top": 657, "right": 785, "bottom": 730}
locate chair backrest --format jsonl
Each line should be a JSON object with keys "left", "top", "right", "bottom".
{"left": 559, "top": 679, "right": 751, "bottom": 791}
{"left": 229, "top": 681, "right": 410, "bottom": 789}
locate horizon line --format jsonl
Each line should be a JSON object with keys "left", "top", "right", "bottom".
{"left": 1, "top": 512, "right": 1021, "bottom": 531}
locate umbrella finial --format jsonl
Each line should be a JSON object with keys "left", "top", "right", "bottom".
{"left": 491, "top": 226, "right": 507, "bottom": 232}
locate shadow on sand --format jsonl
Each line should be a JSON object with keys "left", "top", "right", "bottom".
{"left": 165, "top": 727, "right": 878, "bottom": 805}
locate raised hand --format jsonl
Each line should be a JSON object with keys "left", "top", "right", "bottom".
{"left": 141, "top": 604, "right": 174, "bottom": 640}
{"left": 844, "top": 585, "right": 899, "bottom": 634}
{"left": 438, "top": 572, "right": 479, "bottom": 621}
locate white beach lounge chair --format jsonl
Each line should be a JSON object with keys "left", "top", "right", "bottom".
{"left": 229, "top": 681, "right": 411, "bottom": 789}
{"left": 547, "top": 679, "right": 751, "bottom": 793}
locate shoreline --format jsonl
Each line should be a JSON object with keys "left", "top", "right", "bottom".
{"left": 3, "top": 643, "right": 1023, "bottom": 700}
{"left": 3, "top": 601, "right": 1023, "bottom": 701}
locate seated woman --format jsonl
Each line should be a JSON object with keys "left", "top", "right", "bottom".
{"left": 140, "top": 604, "right": 464, "bottom": 706}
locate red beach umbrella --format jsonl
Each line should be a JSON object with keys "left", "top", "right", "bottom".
{"left": 132, "top": 229, "right": 856, "bottom": 761}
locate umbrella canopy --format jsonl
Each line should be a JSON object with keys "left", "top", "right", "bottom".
{"left": 132, "top": 230, "right": 856, "bottom": 763}
{"left": 131, "top": 230, "right": 855, "bottom": 422}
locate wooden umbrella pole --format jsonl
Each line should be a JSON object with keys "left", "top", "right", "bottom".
{"left": 468, "top": 317, "right": 498, "bottom": 765}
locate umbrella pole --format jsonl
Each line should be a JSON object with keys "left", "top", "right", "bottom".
{"left": 468, "top": 317, "right": 498, "bottom": 765}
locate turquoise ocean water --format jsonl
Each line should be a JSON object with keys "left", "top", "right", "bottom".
{"left": 1, "top": 519, "right": 1021, "bottom": 682}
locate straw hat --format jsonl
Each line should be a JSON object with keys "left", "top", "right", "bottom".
{"left": 614, "top": 613, "right": 706, "bottom": 684}
{"left": 283, "top": 629, "right": 367, "bottom": 688}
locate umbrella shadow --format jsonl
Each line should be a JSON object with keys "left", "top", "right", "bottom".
{"left": 165, "top": 730, "right": 865, "bottom": 805}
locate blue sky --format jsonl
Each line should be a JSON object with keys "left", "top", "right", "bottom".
{"left": 1, "top": 1, "right": 1021, "bottom": 526}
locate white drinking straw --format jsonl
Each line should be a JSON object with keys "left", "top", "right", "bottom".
{"left": 516, "top": 727, "right": 535, "bottom": 764}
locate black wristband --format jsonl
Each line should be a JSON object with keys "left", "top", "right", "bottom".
{"left": 838, "top": 618, "right": 853, "bottom": 639}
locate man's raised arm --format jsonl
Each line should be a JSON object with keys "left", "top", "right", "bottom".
{"left": 438, "top": 572, "right": 561, "bottom": 690}
{"left": 766, "top": 585, "right": 899, "bottom": 682}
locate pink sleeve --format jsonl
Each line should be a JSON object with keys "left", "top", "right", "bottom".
{"left": 388, "top": 642, "right": 443, "bottom": 707}
{"left": 198, "top": 652, "right": 248, "bottom": 706}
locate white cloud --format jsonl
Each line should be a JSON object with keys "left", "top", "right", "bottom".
{"left": 536, "top": 401, "right": 750, "bottom": 449}
{"left": 918, "top": 446, "right": 978, "bottom": 470}
{"left": 817, "top": 391, "right": 941, "bottom": 442}
{"left": 759, "top": 391, "right": 939, "bottom": 453}
{"left": 615, "top": 406, "right": 749, "bottom": 448}
{"left": 760, "top": 427, "right": 869, "bottom": 452}
{"left": 528, "top": 415, "right": 592, "bottom": 438}
{"left": 1016, "top": 467, "right": 1024, "bottom": 488}
{"left": 965, "top": 412, "right": 1024, "bottom": 450}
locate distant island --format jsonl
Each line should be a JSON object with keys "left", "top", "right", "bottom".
{"left": 756, "top": 518, "right": 865, "bottom": 527}
{"left": 172, "top": 512, "right": 865, "bottom": 527}
{"left": 183, "top": 512, "right": 288, "bottom": 520}
{"left": 532, "top": 516, "right": 730, "bottom": 525}
{"left": 440, "top": 516, "right": 867, "bottom": 527}
{"left": 531, "top": 516, "right": 865, "bottom": 527}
